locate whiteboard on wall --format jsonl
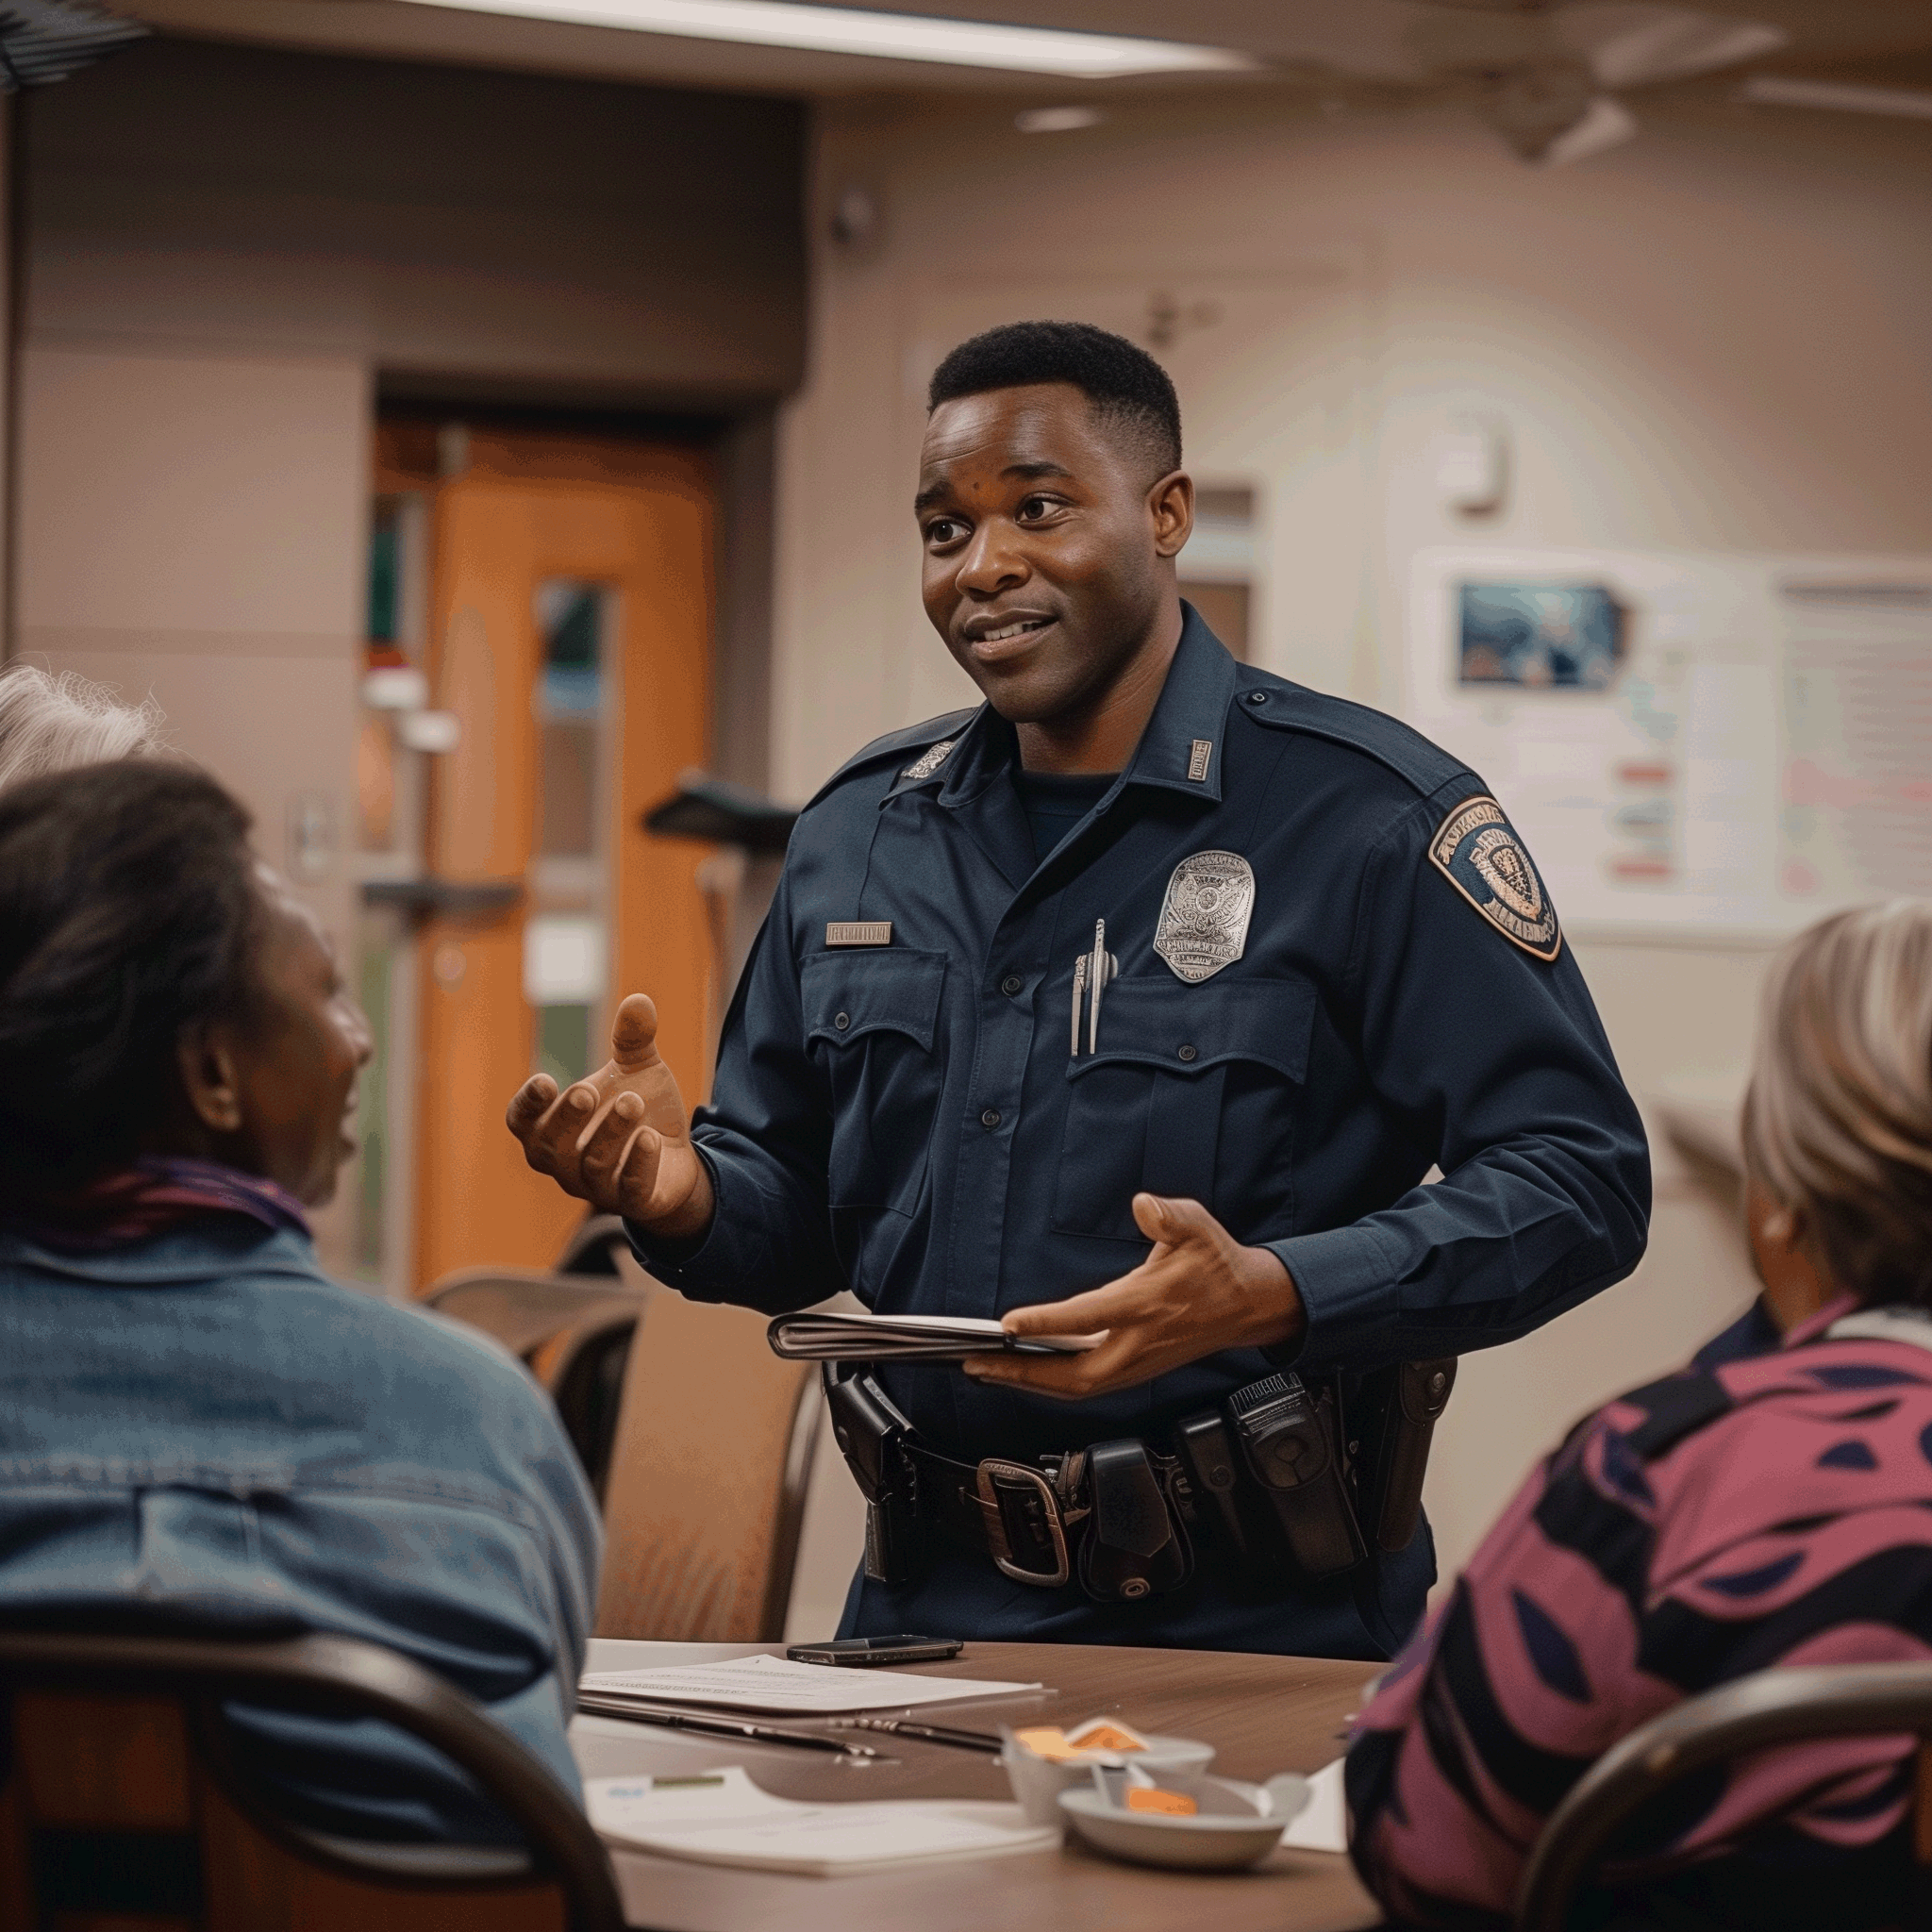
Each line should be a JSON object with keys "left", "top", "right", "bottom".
{"left": 1403, "top": 548, "right": 1932, "bottom": 940}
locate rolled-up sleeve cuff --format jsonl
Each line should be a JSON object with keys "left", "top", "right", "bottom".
{"left": 1262, "top": 1223, "right": 1398, "bottom": 1371}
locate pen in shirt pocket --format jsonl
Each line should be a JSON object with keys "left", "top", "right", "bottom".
{"left": 1070, "top": 920, "right": 1117, "bottom": 1058}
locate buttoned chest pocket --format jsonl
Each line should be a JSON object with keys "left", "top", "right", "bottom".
{"left": 803, "top": 949, "right": 948, "bottom": 1217}
{"left": 1052, "top": 974, "right": 1318, "bottom": 1242}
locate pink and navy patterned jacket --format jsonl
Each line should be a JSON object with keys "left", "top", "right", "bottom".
{"left": 1348, "top": 1300, "right": 1932, "bottom": 1929}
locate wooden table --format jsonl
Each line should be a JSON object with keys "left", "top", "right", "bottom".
{"left": 571, "top": 1639, "right": 1383, "bottom": 1932}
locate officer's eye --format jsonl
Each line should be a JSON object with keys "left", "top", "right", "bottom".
{"left": 1016, "top": 495, "right": 1057, "bottom": 523}
{"left": 924, "top": 517, "right": 966, "bottom": 546}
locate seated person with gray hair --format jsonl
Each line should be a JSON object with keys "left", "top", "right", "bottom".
{"left": 1350, "top": 901, "right": 1932, "bottom": 1930}
{"left": 0, "top": 661, "right": 167, "bottom": 790}
{"left": 0, "top": 759, "right": 600, "bottom": 1840}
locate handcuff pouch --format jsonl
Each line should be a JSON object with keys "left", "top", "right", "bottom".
{"left": 1076, "top": 1438, "right": 1192, "bottom": 1603}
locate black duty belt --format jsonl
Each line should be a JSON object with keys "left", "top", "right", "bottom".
{"left": 901, "top": 1436, "right": 1194, "bottom": 1602}
{"left": 903, "top": 1441, "right": 1085, "bottom": 1589}
{"left": 825, "top": 1360, "right": 1457, "bottom": 1606}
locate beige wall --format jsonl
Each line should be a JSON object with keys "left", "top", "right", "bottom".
{"left": 27, "top": 38, "right": 805, "bottom": 407}
{"left": 16, "top": 345, "right": 368, "bottom": 1260}
{"left": 769, "top": 91, "right": 1932, "bottom": 1576}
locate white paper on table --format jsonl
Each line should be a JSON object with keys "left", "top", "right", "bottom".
{"left": 1281, "top": 1756, "right": 1347, "bottom": 1853}
{"left": 586, "top": 1765, "right": 1059, "bottom": 1875}
{"left": 578, "top": 1650, "right": 1042, "bottom": 1714}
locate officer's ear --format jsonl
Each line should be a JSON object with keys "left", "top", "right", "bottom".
{"left": 1148, "top": 470, "right": 1193, "bottom": 559}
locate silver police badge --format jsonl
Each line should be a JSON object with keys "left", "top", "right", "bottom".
{"left": 900, "top": 739, "right": 956, "bottom": 783}
{"left": 1428, "top": 795, "right": 1561, "bottom": 962}
{"left": 1153, "top": 850, "right": 1256, "bottom": 984}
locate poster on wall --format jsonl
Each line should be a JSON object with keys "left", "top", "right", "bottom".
{"left": 1404, "top": 548, "right": 1932, "bottom": 939}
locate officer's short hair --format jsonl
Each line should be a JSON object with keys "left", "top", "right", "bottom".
{"left": 927, "top": 321, "right": 1183, "bottom": 484}
{"left": 1742, "top": 899, "right": 1932, "bottom": 1310}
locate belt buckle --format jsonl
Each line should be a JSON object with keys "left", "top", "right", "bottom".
{"left": 974, "top": 1459, "right": 1071, "bottom": 1589}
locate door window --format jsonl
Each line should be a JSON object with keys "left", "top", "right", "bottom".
{"left": 527, "top": 579, "right": 613, "bottom": 1085}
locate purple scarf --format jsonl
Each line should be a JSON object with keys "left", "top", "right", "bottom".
{"left": 1, "top": 1155, "right": 311, "bottom": 1251}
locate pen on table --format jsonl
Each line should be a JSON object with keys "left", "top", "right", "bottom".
{"left": 821, "top": 1716, "right": 1005, "bottom": 1755}
{"left": 574, "top": 1694, "right": 883, "bottom": 1760}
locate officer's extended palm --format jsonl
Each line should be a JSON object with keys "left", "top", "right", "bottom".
{"left": 506, "top": 992, "right": 714, "bottom": 1237}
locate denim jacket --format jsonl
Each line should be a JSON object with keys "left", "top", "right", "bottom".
{"left": 0, "top": 1219, "right": 602, "bottom": 1841}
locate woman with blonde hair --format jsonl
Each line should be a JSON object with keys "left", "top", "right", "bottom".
{"left": 1349, "top": 901, "right": 1932, "bottom": 1930}
{"left": 0, "top": 662, "right": 166, "bottom": 790}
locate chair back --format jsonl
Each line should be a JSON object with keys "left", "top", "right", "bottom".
{"left": 1516, "top": 1660, "right": 1932, "bottom": 1932}
{"left": 595, "top": 1290, "right": 819, "bottom": 1641}
{"left": 552, "top": 1216, "right": 637, "bottom": 1279}
{"left": 539, "top": 1310, "right": 642, "bottom": 1504}
{"left": 0, "top": 1627, "right": 625, "bottom": 1932}
{"left": 424, "top": 1268, "right": 645, "bottom": 1361}
{"left": 423, "top": 1268, "right": 647, "bottom": 1495}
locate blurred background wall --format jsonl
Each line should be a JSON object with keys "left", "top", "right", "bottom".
{"left": 2, "top": 3, "right": 1929, "bottom": 1615}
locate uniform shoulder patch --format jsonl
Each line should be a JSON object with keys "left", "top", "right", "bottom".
{"left": 1428, "top": 795, "right": 1561, "bottom": 962}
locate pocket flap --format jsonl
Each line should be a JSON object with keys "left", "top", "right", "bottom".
{"left": 804, "top": 947, "right": 947, "bottom": 1051}
{"left": 1069, "top": 974, "right": 1317, "bottom": 1084}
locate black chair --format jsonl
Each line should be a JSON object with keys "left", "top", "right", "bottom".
{"left": 1516, "top": 1661, "right": 1932, "bottom": 1931}
{"left": 424, "top": 1216, "right": 652, "bottom": 1501}
{"left": 422, "top": 1265, "right": 645, "bottom": 1498}
{"left": 554, "top": 1215, "right": 638, "bottom": 1279}
{"left": 0, "top": 1626, "right": 628, "bottom": 1932}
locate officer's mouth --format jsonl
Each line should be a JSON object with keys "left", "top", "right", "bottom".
{"left": 962, "top": 613, "right": 1057, "bottom": 665}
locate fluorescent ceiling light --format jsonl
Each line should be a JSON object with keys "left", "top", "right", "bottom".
{"left": 397, "top": 0, "right": 1257, "bottom": 77}
{"left": 1740, "top": 75, "right": 1932, "bottom": 122}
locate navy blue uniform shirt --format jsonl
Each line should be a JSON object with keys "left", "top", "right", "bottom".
{"left": 636, "top": 609, "right": 1649, "bottom": 1655}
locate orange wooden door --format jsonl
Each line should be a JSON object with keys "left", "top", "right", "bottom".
{"left": 413, "top": 432, "right": 712, "bottom": 1287}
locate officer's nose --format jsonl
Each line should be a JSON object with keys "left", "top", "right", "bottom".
{"left": 955, "top": 518, "right": 1028, "bottom": 597}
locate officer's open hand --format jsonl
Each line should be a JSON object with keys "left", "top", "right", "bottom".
{"left": 962, "top": 1192, "right": 1306, "bottom": 1401}
{"left": 505, "top": 993, "right": 715, "bottom": 1240}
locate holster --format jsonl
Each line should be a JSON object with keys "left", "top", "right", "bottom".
{"left": 1356, "top": 1357, "right": 1457, "bottom": 1553}
{"left": 823, "top": 1365, "right": 922, "bottom": 1584}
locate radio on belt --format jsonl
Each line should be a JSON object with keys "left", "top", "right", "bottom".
{"left": 1224, "top": 1373, "right": 1367, "bottom": 1578}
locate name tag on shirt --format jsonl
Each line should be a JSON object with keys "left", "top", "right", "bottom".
{"left": 826, "top": 922, "right": 892, "bottom": 947}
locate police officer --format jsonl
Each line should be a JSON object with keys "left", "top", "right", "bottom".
{"left": 508, "top": 320, "right": 1650, "bottom": 1658}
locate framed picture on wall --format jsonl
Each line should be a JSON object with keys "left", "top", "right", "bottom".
{"left": 1457, "top": 582, "right": 1627, "bottom": 690}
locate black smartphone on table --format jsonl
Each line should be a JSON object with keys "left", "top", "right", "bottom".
{"left": 785, "top": 1635, "right": 962, "bottom": 1667}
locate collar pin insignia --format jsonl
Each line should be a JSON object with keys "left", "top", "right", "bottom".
{"left": 901, "top": 739, "right": 956, "bottom": 783}
{"left": 1187, "top": 739, "right": 1212, "bottom": 783}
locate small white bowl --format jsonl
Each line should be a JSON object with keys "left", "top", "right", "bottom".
{"left": 1000, "top": 1734, "right": 1216, "bottom": 1829}
{"left": 1058, "top": 1770, "right": 1311, "bottom": 1872}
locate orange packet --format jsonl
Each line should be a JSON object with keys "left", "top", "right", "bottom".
{"left": 1065, "top": 1720, "right": 1149, "bottom": 1755}
{"left": 1126, "top": 1788, "right": 1198, "bottom": 1816}
{"left": 1012, "top": 1725, "right": 1081, "bottom": 1762}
